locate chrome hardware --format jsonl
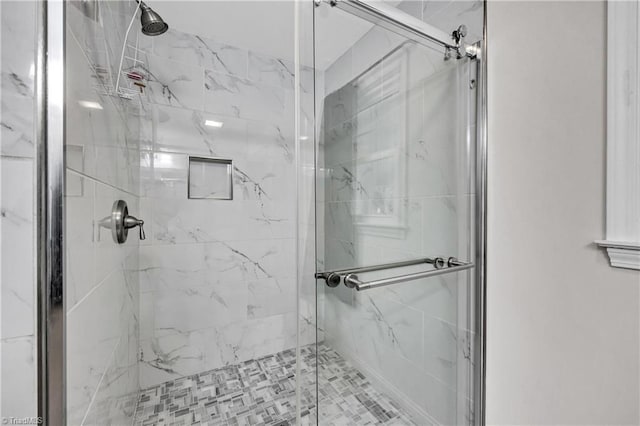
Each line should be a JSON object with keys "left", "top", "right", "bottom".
{"left": 99, "top": 200, "right": 146, "bottom": 244}
{"left": 452, "top": 24, "right": 469, "bottom": 59}
{"left": 342, "top": 262, "right": 473, "bottom": 291}
{"left": 452, "top": 24, "right": 467, "bottom": 44}
{"left": 344, "top": 274, "right": 359, "bottom": 289}
{"left": 447, "top": 257, "right": 464, "bottom": 267}
{"left": 326, "top": 0, "right": 478, "bottom": 60}
{"left": 325, "top": 272, "right": 342, "bottom": 288}
{"left": 433, "top": 257, "right": 445, "bottom": 269}
{"left": 316, "top": 256, "right": 473, "bottom": 290}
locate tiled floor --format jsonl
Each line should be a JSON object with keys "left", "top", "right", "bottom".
{"left": 133, "top": 344, "right": 417, "bottom": 425}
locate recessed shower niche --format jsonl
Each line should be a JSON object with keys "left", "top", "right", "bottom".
{"left": 188, "top": 157, "right": 234, "bottom": 200}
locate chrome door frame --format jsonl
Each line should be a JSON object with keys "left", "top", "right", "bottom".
{"left": 36, "top": 0, "right": 66, "bottom": 424}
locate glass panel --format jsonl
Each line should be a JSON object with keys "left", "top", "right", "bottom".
{"left": 314, "top": 3, "right": 479, "bottom": 425}
{"left": 65, "top": 1, "right": 303, "bottom": 424}
{"left": 65, "top": 2, "right": 143, "bottom": 424}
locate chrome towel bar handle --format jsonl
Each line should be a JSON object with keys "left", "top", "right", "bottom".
{"left": 316, "top": 256, "right": 474, "bottom": 291}
{"left": 343, "top": 262, "right": 474, "bottom": 291}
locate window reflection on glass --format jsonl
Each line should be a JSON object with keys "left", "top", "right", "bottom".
{"left": 352, "top": 44, "right": 409, "bottom": 236}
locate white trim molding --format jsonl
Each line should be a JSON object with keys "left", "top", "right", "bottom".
{"left": 598, "top": 1, "right": 640, "bottom": 270}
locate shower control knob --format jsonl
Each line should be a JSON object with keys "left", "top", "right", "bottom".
{"left": 99, "top": 200, "right": 146, "bottom": 244}
{"left": 124, "top": 215, "right": 146, "bottom": 241}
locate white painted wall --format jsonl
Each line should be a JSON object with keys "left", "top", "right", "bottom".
{"left": 487, "top": 1, "right": 640, "bottom": 424}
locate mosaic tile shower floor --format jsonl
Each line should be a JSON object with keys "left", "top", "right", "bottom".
{"left": 133, "top": 344, "right": 417, "bottom": 426}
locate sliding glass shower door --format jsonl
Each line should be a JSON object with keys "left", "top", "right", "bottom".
{"left": 313, "top": 2, "right": 482, "bottom": 425}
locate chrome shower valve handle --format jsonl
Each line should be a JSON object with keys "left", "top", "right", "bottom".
{"left": 99, "top": 200, "right": 146, "bottom": 244}
{"left": 124, "top": 215, "right": 145, "bottom": 241}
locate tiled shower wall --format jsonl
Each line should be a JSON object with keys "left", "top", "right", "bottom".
{"left": 0, "top": 0, "right": 37, "bottom": 419}
{"left": 135, "top": 24, "right": 311, "bottom": 389}
{"left": 318, "top": 1, "right": 482, "bottom": 424}
{"left": 65, "top": 1, "right": 141, "bottom": 424}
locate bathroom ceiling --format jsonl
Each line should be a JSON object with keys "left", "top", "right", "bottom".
{"left": 151, "top": 1, "right": 400, "bottom": 69}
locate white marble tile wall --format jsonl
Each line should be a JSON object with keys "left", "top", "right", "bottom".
{"left": 0, "top": 0, "right": 37, "bottom": 420}
{"left": 136, "top": 26, "right": 306, "bottom": 389}
{"left": 66, "top": 2, "right": 141, "bottom": 425}
{"left": 318, "top": 8, "right": 480, "bottom": 424}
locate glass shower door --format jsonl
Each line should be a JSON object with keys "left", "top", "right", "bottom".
{"left": 313, "top": 2, "right": 480, "bottom": 425}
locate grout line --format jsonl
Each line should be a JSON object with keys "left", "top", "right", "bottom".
{"left": 79, "top": 340, "right": 120, "bottom": 426}
{"left": 66, "top": 167, "right": 141, "bottom": 198}
{"left": 67, "top": 266, "right": 120, "bottom": 315}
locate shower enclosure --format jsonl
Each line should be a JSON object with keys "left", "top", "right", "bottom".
{"left": 35, "top": 0, "right": 485, "bottom": 424}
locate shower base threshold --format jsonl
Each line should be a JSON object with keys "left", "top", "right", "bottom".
{"left": 133, "top": 344, "right": 416, "bottom": 426}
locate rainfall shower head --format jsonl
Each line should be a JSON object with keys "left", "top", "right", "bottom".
{"left": 138, "top": 1, "right": 168, "bottom": 36}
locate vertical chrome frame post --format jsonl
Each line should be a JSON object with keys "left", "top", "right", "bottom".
{"left": 36, "top": 0, "right": 65, "bottom": 423}
{"left": 474, "top": 2, "right": 488, "bottom": 425}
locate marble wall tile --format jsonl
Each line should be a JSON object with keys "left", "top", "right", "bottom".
{"left": 324, "top": 119, "right": 354, "bottom": 167}
{"left": 66, "top": 268, "right": 129, "bottom": 426}
{"left": 247, "top": 278, "right": 297, "bottom": 320}
{"left": 423, "top": 316, "right": 458, "bottom": 388}
{"left": 142, "top": 54, "right": 204, "bottom": 111}
{"left": 203, "top": 313, "right": 297, "bottom": 372}
{"left": 352, "top": 293, "right": 424, "bottom": 366}
{"left": 83, "top": 339, "right": 139, "bottom": 426}
{"left": 408, "top": 62, "right": 467, "bottom": 198}
{"left": 0, "top": 1, "right": 36, "bottom": 97}
{"left": 139, "top": 312, "right": 297, "bottom": 389}
{"left": 204, "top": 71, "right": 289, "bottom": 125}
{"left": 205, "top": 239, "right": 296, "bottom": 283}
{"left": 382, "top": 271, "right": 460, "bottom": 325}
{"left": 1, "top": 94, "right": 34, "bottom": 157}
{"left": 324, "top": 238, "right": 356, "bottom": 270}
{"left": 422, "top": 196, "right": 464, "bottom": 258}
{"left": 325, "top": 201, "right": 355, "bottom": 242}
{"left": 152, "top": 280, "right": 249, "bottom": 332}
{"left": 148, "top": 198, "right": 294, "bottom": 245}
{"left": 139, "top": 240, "right": 294, "bottom": 290}
{"left": 142, "top": 104, "right": 248, "bottom": 157}
{"left": 137, "top": 26, "right": 304, "bottom": 393}
{"left": 1, "top": 158, "right": 34, "bottom": 339}
{"left": 140, "top": 151, "right": 188, "bottom": 199}
{"left": 153, "top": 29, "right": 248, "bottom": 77}
{"left": 246, "top": 120, "right": 294, "bottom": 164}
{"left": 139, "top": 329, "right": 206, "bottom": 388}
{"left": 248, "top": 52, "right": 295, "bottom": 90}
{"left": 324, "top": 84, "right": 356, "bottom": 127}
{"left": 233, "top": 158, "right": 295, "bottom": 203}
{"left": 65, "top": 171, "right": 96, "bottom": 309}
{"left": 1, "top": 1, "right": 37, "bottom": 420}
{"left": 0, "top": 336, "right": 36, "bottom": 418}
